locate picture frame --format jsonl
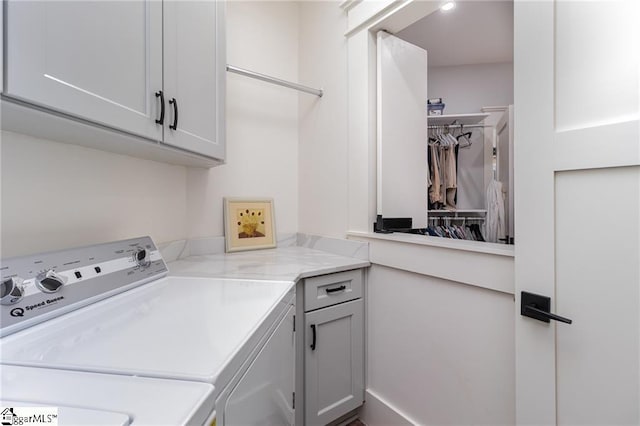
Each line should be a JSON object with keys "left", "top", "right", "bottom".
{"left": 223, "top": 198, "right": 276, "bottom": 253}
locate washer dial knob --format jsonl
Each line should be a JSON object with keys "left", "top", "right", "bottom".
{"left": 1, "top": 277, "right": 25, "bottom": 305}
{"left": 36, "top": 270, "right": 66, "bottom": 293}
{"left": 134, "top": 248, "right": 150, "bottom": 268}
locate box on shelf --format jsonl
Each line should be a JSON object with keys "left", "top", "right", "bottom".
{"left": 428, "top": 103, "right": 445, "bottom": 115}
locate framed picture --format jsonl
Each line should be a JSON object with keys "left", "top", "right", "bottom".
{"left": 223, "top": 198, "right": 276, "bottom": 253}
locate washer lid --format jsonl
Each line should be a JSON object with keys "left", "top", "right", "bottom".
{"left": 0, "top": 276, "right": 294, "bottom": 384}
{"left": 1, "top": 365, "right": 214, "bottom": 425}
{"left": 1, "top": 401, "right": 130, "bottom": 426}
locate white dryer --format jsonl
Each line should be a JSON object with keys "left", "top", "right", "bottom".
{"left": 0, "top": 237, "right": 296, "bottom": 426}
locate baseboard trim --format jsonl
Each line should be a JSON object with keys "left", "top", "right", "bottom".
{"left": 360, "top": 389, "right": 418, "bottom": 426}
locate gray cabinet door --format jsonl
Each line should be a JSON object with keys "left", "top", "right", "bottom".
{"left": 305, "top": 299, "right": 364, "bottom": 426}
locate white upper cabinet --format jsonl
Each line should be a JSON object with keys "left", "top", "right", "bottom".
{"left": 5, "top": 1, "right": 163, "bottom": 141}
{"left": 3, "top": 0, "right": 226, "bottom": 165}
{"left": 163, "top": 1, "right": 226, "bottom": 159}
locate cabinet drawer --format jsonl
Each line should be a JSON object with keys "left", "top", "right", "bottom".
{"left": 304, "top": 269, "right": 362, "bottom": 312}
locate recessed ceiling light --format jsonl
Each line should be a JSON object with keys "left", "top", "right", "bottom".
{"left": 440, "top": 1, "right": 456, "bottom": 12}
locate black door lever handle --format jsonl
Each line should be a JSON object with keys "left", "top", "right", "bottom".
{"left": 521, "top": 291, "right": 572, "bottom": 324}
{"left": 523, "top": 304, "right": 572, "bottom": 324}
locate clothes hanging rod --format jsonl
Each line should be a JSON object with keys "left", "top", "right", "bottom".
{"left": 428, "top": 209, "right": 487, "bottom": 214}
{"left": 226, "top": 65, "right": 323, "bottom": 98}
{"left": 428, "top": 123, "right": 486, "bottom": 129}
{"left": 428, "top": 216, "right": 486, "bottom": 221}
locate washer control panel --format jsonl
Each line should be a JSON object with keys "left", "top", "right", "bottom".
{"left": 36, "top": 269, "right": 67, "bottom": 293}
{"left": 134, "top": 248, "right": 151, "bottom": 268}
{"left": 1, "top": 277, "right": 25, "bottom": 305}
{"left": 0, "top": 236, "right": 167, "bottom": 336}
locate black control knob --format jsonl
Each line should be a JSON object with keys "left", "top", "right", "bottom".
{"left": 36, "top": 270, "right": 66, "bottom": 293}
{"left": 1, "top": 277, "right": 25, "bottom": 305}
{"left": 134, "top": 248, "right": 150, "bottom": 268}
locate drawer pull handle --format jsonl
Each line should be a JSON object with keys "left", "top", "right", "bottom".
{"left": 310, "top": 324, "right": 316, "bottom": 350}
{"left": 325, "top": 285, "right": 346, "bottom": 294}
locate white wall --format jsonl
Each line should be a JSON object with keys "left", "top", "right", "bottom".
{"left": 0, "top": 131, "right": 187, "bottom": 257}
{"left": 298, "top": 1, "right": 349, "bottom": 238}
{"left": 1, "top": 1, "right": 301, "bottom": 255}
{"left": 364, "top": 264, "right": 515, "bottom": 425}
{"left": 428, "top": 62, "right": 513, "bottom": 114}
{"left": 187, "top": 1, "right": 300, "bottom": 239}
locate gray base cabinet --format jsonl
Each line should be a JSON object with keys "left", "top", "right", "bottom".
{"left": 305, "top": 299, "right": 364, "bottom": 426}
{"left": 298, "top": 269, "right": 365, "bottom": 426}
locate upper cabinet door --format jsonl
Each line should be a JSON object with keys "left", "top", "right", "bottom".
{"left": 5, "top": 1, "right": 163, "bottom": 141}
{"left": 163, "top": 0, "right": 226, "bottom": 160}
{"left": 376, "top": 32, "right": 428, "bottom": 228}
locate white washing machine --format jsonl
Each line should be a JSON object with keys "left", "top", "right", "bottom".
{"left": 0, "top": 237, "right": 296, "bottom": 426}
{"left": 1, "top": 364, "right": 215, "bottom": 425}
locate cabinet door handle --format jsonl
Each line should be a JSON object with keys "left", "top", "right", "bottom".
{"left": 169, "top": 98, "right": 178, "bottom": 130}
{"left": 310, "top": 324, "right": 316, "bottom": 350}
{"left": 155, "top": 91, "right": 165, "bottom": 125}
{"left": 325, "top": 285, "right": 346, "bottom": 294}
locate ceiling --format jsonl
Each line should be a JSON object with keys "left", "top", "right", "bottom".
{"left": 396, "top": 1, "right": 513, "bottom": 67}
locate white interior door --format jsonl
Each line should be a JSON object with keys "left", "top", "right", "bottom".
{"left": 377, "top": 32, "right": 428, "bottom": 228}
{"left": 5, "top": 0, "right": 162, "bottom": 140}
{"left": 515, "top": 1, "right": 640, "bottom": 424}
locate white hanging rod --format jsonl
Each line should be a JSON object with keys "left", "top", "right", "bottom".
{"left": 226, "top": 65, "right": 323, "bottom": 98}
{"left": 428, "top": 216, "right": 486, "bottom": 221}
{"left": 428, "top": 123, "right": 485, "bottom": 129}
{"left": 428, "top": 210, "right": 487, "bottom": 216}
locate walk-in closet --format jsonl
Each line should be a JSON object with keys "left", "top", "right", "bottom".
{"left": 376, "top": 0, "right": 514, "bottom": 244}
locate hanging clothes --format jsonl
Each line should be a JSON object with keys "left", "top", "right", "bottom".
{"left": 443, "top": 143, "right": 458, "bottom": 210}
{"left": 428, "top": 144, "right": 443, "bottom": 207}
{"left": 422, "top": 219, "right": 485, "bottom": 242}
{"left": 428, "top": 129, "right": 458, "bottom": 210}
{"left": 485, "top": 179, "right": 506, "bottom": 243}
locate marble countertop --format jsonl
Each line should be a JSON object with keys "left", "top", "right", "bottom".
{"left": 167, "top": 246, "right": 370, "bottom": 282}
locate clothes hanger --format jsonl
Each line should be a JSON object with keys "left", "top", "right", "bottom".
{"left": 456, "top": 131, "right": 472, "bottom": 146}
{"left": 455, "top": 125, "right": 472, "bottom": 148}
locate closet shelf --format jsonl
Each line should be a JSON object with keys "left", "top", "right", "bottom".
{"left": 427, "top": 113, "right": 489, "bottom": 126}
